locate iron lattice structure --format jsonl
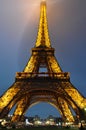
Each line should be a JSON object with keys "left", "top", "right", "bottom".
{"left": 0, "top": 1, "right": 86, "bottom": 122}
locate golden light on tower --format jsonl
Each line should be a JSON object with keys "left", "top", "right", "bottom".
{"left": 0, "top": 0, "right": 86, "bottom": 123}
{"left": 34, "top": 0, "right": 51, "bottom": 48}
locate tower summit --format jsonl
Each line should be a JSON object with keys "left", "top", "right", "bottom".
{"left": 0, "top": 1, "right": 86, "bottom": 123}
{"left": 24, "top": 1, "right": 62, "bottom": 73}
{"left": 35, "top": 0, "right": 51, "bottom": 48}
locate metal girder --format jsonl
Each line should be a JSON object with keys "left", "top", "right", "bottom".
{"left": 0, "top": 1, "right": 86, "bottom": 123}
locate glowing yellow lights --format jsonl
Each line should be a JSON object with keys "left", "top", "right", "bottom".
{"left": 35, "top": 0, "right": 51, "bottom": 48}
{"left": 24, "top": 55, "right": 37, "bottom": 72}
{"left": 58, "top": 98, "right": 74, "bottom": 122}
{"left": 84, "top": 107, "right": 86, "bottom": 111}
{"left": 0, "top": 84, "right": 21, "bottom": 110}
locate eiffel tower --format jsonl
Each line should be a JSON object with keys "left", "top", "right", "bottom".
{"left": 0, "top": 1, "right": 86, "bottom": 123}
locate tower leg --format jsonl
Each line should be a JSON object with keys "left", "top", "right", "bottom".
{"left": 11, "top": 95, "right": 30, "bottom": 122}
{"left": 0, "top": 82, "right": 23, "bottom": 112}
{"left": 57, "top": 97, "right": 74, "bottom": 122}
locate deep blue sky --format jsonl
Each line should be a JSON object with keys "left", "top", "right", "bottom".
{"left": 0, "top": 0, "right": 86, "bottom": 118}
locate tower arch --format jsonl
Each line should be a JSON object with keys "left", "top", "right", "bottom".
{"left": 0, "top": 1, "right": 86, "bottom": 123}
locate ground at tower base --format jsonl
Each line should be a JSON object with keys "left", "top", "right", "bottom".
{"left": 0, "top": 115, "right": 86, "bottom": 129}
{"left": 0, "top": 126, "right": 82, "bottom": 130}
{"left": 0, "top": 125, "right": 85, "bottom": 130}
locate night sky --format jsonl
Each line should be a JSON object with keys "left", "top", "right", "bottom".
{"left": 0, "top": 0, "right": 86, "bottom": 119}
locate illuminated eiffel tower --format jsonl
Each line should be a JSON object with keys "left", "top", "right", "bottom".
{"left": 0, "top": 1, "right": 86, "bottom": 122}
